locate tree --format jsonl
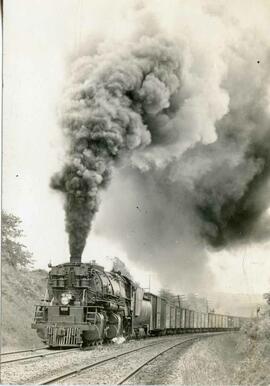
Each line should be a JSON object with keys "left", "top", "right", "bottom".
{"left": 2, "top": 211, "right": 33, "bottom": 267}
{"left": 159, "top": 288, "right": 177, "bottom": 304}
{"left": 263, "top": 293, "right": 270, "bottom": 306}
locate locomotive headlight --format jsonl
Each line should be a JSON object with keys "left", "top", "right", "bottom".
{"left": 61, "top": 293, "right": 72, "bottom": 305}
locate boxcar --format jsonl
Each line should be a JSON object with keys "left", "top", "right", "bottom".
{"left": 170, "top": 306, "right": 176, "bottom": 330}
{"left": 165, "top": 304, "right": 170, "bottom": 329}
{"left": 149, "top": 294, "right": 158, "bottom": 331}
{"left": 160, "top": 298, "right": 167, "bottom": 331}
{"left": 208, "top": 312, "right": 214, "bottom": 329}
{"left": 176, "top": 308, "right": 181, "bottom": 330}
{"left": 148, "top": 294, "right": 166, "bottom": 334}
{"left": 185, "top": 309, "right": 191, "bottom": 329}
{"left": 181, "top": 308, "right": 185, "bottom": 329}
{"left": 194, "top": 312, "right": 198, "bottom": 329}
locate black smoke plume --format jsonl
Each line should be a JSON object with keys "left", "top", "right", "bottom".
{"left": 51, "top": 37, "right": 181, "bottom": 258}
{"left": 52, "top": 1, "right": 270, "bottom": 274}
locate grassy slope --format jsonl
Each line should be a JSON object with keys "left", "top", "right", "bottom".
{"left": 172, "top": 327, "right": 270, "bottom": 385}
{"left": 1, "top": 262, "right": 48, "bottom": 350}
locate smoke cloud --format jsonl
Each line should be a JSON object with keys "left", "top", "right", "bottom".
{"left": 52, "top": 0, "right": 270, "bottom": 287}
{"left": 51, "top": 35, "right": 182, "bottom": 257}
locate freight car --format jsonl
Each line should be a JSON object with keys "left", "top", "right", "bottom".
{"left": 32, "top": 259, "right": 247, "bottom": 347}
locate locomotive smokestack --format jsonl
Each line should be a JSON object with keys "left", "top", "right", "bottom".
{"left": 70, "top": 255, "right": 81, "bottom": 264}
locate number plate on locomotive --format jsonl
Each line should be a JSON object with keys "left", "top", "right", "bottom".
{"left": 59, "top": 306, "right": 70, "bottom": 315}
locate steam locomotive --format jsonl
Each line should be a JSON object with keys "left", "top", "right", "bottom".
{"left": 32, "top": 258, "right": 247, "bottom": 347}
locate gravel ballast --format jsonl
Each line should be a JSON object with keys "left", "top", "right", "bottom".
{"left": 1, "top": 335, "right": 184, "bottom": 384}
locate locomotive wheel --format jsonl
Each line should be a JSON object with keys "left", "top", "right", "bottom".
{"left": 82, "top": 339, "right": 95, "bottom": 348}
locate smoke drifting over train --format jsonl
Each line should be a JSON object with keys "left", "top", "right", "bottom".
{"left": 52, "top": 1, "right": 270, "bottom": 281}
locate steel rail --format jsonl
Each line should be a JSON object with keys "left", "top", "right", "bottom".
{"left": 0, "top": 347, "right": 47, "bottom": 356}
{"left": 116, "top": 332, "right": 227, "bottom": 384}
{"left": 1, "top": 348, "right": 79, "bottom": 365}
{"left": 117, "top": 336, "right": 200, "bottom": 385}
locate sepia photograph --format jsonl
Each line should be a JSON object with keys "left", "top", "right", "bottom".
{"left": 1, "top": 0, "right": 270, "bottom": 384}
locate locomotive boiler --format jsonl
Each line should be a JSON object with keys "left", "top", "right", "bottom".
{"left": 32, "top": 259, "right": 150, "bottom": 347}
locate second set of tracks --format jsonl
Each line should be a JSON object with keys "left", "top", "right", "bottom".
{"left": 116, "top": 336, "right": 199, "bottom": 385}
{"left": 0, "top": 347, "right": 78, "bottom": 365}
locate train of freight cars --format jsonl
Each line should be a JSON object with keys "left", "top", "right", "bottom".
{"left": 32, "top": 258, "right": 248, "bottom": 347}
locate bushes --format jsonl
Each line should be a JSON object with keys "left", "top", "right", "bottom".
{"left": 243, "top": 317, "right": 270, "bottom": 340}
{"left": 1, "top": 210, "right": 47, "bottom": 349}
{"left": 2, "top": 211, "right": 33, "bottom": 268}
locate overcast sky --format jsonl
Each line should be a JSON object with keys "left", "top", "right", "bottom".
{"left": 3, "top": 0, "right": 270, "bottom": 296}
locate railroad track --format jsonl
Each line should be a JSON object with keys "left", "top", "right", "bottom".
{"left": 38, "top": 333, "right": 222, "bottom": 385}
{"left": 1, "top": 347, "right": 78, "bottom": 365}
{"left": 117, "top": 336, "right": 201, "bottom": 384}
{"left": 0, "top": 346, "right": 46, "bottom": 356}
{"left": 117, "top": 332, "right": 233, "bottom": 385}
{"left": 38, "top": 339, "right": 173, "bottom": 384}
